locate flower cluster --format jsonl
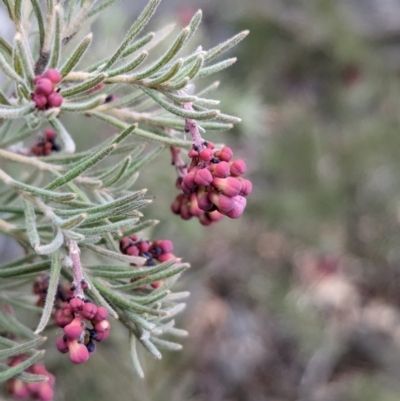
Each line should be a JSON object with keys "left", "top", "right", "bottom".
{"left": 31, "top": 69, "right": 63, "bottom": 110}
{"left": 119, "top": 235, "right": 177, "bottom": 289}
{"left": 171, "top": 143, "right": 252, "bottom": 225}
{"left": 55, "top": 297, "right": 110, "bottom": 364}
{"left": 6, "top": 356, "right": 55, "bottom": 401}
{"left": 30, "top": 129, "right": 61, "bottom": 156}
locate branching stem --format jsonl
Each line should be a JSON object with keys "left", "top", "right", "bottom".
{"left": 68, "top": 239, "right": 87, "bottom": 298}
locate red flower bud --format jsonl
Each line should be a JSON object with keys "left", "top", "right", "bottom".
{"left": 212, "top": 177, "right": 242, "bottom": 197}
{"left": 126, "top": 245, "right": 139, "bottom": 256}
{"left": 199, "top": 214, "right": 212, "bottom": 226}
{"left": 44, "top": 129, "right": 56, "bottom": 141}
{"left": 230, "top": 159, "right": 246, "bottom": 176}
{"left": 209, "top": 192, "right": 235, "bottom": 213}
{"left": 11, "top": 379, "right": 30, "bottom": 398}
{"left": 208, "top": 210, "right": 224, "bottom": 222}
{"left": 94, "top": 319, "right": 110, "bottom": 333}
{"left": 216, "top": 147, "right": 233, "bottom": 162}
{"left": 181, "top": 172, "right": 196, "bottom": 193}
{"left": 189, "top": 193, "right": 203, "bottom": 216}
{"left": 47, "top": 92, "right": 63, "bottom": 108}
{"left": 171, "top": 194, "right": 184, "bottom": 214}
{"left": 194, "top": 168, "right": 213, "bottom": 186}
{"left": 33, "top": 93, "right": 48, "bottom": 110}
{"left": 188, "top": 149, "right": 198, "bottom": 158}
{"left": 38, "top": 382, "right": 54, "bottom": 401}
{"left": 210, "top": 161, "right": 230, "bottom": 178}
{"left": 238, "top": 178, "right": 252, "bottom": 196}
{"left": 43, "top": 69, "right": 62, "bottom": 84}
{"left": 69, "top": 297, "right": 84, "bottom": 312}
{"left": 68, "top": 340, "right": 90, "bottom": 364}
{"left": 55, "top": 309, "right": 74, "bottom": 328}
{"left": 82, "top": 302, "right": 98, "bottom": 320}
{"left": 35, "top": 78, "right": 54, "bottom": 96}
{"left": 138, "top": 241, "right": 149, "bottom": 253}
{"left": 157, "top": 239, "right": 173, "bottom": 253}
{"left": 93, "top": 306, "right": 108, "bottom": 322}
{"left": 64, "top": 317, "right": 84, "bottom": 339}
{"left": 199, "top": 148, "right": 213, "bottom": 162}
{"left": 151, "top": 280, "right": 163, "bottom": 289}
{"left": 119, "top": 237, "right": 133, "bottom": 253}
{"left": 226, "top": 196, "right": 247, "bottom": 219}
{"left": 196, "top": 188, "right": 213, "bottom": 211}
{"left": 56, "top": 337, "right": 69, "bottom": 353}
{"left": 95, "top": 329, "right": 110, "bottom": 342}
{"left": 157, "top": 252, "right": 175, "bottom": 262}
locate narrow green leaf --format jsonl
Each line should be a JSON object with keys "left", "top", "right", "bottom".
{"left": 31, "top": 0, "right": 45, "bottom": 49}
{"left": 0, "top": 50, "right": 27, "bottom": 87}
{"left": 14, "top": 34, "right": 34, "bottom": 82}
{"left": 121, "top": 32, "right": 155, "bottom": 58}
{"left": 76, "top": 217, "right": 138, "bottom": 236}
{"left": 133, "top": 127, "right": 192, "bottom": 147}
{"left": 101, "top": 0, "right": 161, "bottom": 70}
{"left": 11, "top": 180, "right": 77, "bottom": 202}
{"left": 87, "top": 0, "right": 120, "bottom": 19}
{"left": 0, "top": 351, "right": 45, "bottom": 383}
{"left": 102, "top": 156, "right": 131, "bottom": 187}
{"left": 35, "top": 228, "right": 63, "bottom": 255}
{"left": 0, "top": 311, "right": 35, "bottom": 339}
{"left": 49, "top": 5, "right": 62, "bottom": 68}
{"left": 0, "top": 37, "right": 12, "bottom": 58}
{"left": 49, "top": 117, "right": 76, "bottom": 153}
{"left": 133, "top": 27, "right": 190, "bottom": 80}
{"left": 0, "top": 104, "right": 33, "bottom": 119}
{"left": 23, "top": 199, "right": 39, "bottom": 249}
{"left": 0, "top": 337, "right": 47, "bottom": 359}
{"left": 0, "top": 90, "right": 10, "bottom": 105}
{"left": 141, "top": 87, "right": 219, "bottom": 120}
{"left": 197, "top": 57, "right": 237, "bottom": 78}
{"left": 35, "top": 248, "right": 61, "bottom": 333}
{"left": 204, "top": 30, "right": 249, "bottom": 62}
{"left": 145, "top": 58, "right": 183, "bottom": 86}
{"left": 61, "top": 94, "right": 106, "bottom": 112}
{"left": 129, "top": 333, "right": 145, "bottom": 378}
{"left": 136, "top": 332, "right": 162, "bottom": 359}
{"left": 83, "top": 243, "right": 145, "bottom": 265}
{"left": 61, "top": 73, "right": 107, "bottom": 97}
{"left": 60, "top": 33, "right": 93, "bottom": 76}
{"left": 58, "top": 213, "right": 87, "bottom": 230}
{"left": 94, "top": 280, "right": 166, "bottom": 316}
{"left": 151, "top": 337, "right": 182, "bottom": 351}
{"left": 107, "top": 51, "right": 148, "bottom": 78}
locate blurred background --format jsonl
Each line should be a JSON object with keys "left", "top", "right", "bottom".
{"left": 5, "top": 0, "right": 400, "bottom": 400}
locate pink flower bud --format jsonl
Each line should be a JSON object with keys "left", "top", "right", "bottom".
{"left": 157, "top": 252, "right": 175, "bottom": 262}
{"left": 38, "top": 383, "right": 54, "bottom": 401}
{"left": 212, "top": 177, "right": 242, "bottom": 197}
{"left": 157, "top": 239, "right": 173, "bottom": 253}
{"left": 151, "top": 280, "right": 163, "bottom": 289}
{"left": 208, "top": 210, "right": 224, "bottom": 222}
{"left": 230, "top": 159, "right": 247, "bottom": 176}
{"left": 199, "top": 148, "right": 213, "bottom": 162}
{"left": 199, "top": 214, "right": 213, "bottom": 226}
{"left": 33, "top": 93, "right": 48, "bottom": 110}
{"left": 194, "top": 168, "right": 213, "bottom": 186}
{"left": 44, "top": 129, "right": 56, "bottom": 141}
{"left": 179, "top": 198, "right": 192, "bottom": 220}
{"left": 69, "top": 297, "right": 84, "bottom": 312}
{"left": 181, "top": 172, "right": 196, "bottom": 193}
{"left": 206, "top": 141, "right": 215, "bottom": 149}
{"left": 226, "top": 196, "right": 247, "bottom": 219}
{"left": 197, "top": 189, "right": 213, "bottom": 212}
{"left": 209, "top": 192, "right": 235, "bottom": 213}
{"left": 119, "top": 237, "right": 133, "bottom": 253}
{"left": 171, "top": 194, "right": 183, "bottom": 214}
{"left": 11, "top": 379, "right": 29, "bottom": 398}
{"left": 138, "top": 241, "right": 149, "bottom": 253}
{"left": 82, "top": 302, "right": 98, "bottom": 320}
{"left": 33, "top": 75, "right": 43, "bottom": 85}
{"left": 55, "top": 309, "right": 74, "bottom": 328}
{"left": 189, "top": 193, "right": 203, "bottom": 216}
{"left": 35, "top": 78, "right": 54, "bottom": 96}
{"left": 93, "top": 306, "right": 108, "bottom": 322}
{"left": 95, "top": 329, "right": 110, "bottom": 342}
{"left": 238, "top": 178, "right": 252, "bottom": 196}
{"left": 64, "top": 317, "right": 84, "bottom": 340}
{"left": 188, "top": 149, "right": 198, "bottom": 158}
{"left": 210, "top": 161, "right": 230, "bottom": 178}
{"left": 56, "top": 337, "right": 69, "bottom": 353}
{"left": 94, "top": 319, "right": 110, "bottom": 333}
{"left": 68, "top": 340, "right": 90, "bottom": 364}
{"left": 43, "top": 69, "right": 62, "bottom": 84}
{"left": 47, "top": 92, "right": 63, "bottom": 108}
{"left": 126, "top": 245, "right": 139, "bottom": 256}
{"left": 217, "top": 147, "right": 233, "bottom": 162}
{"left": 27, "top": 381, "right": 41, "bottom": 394}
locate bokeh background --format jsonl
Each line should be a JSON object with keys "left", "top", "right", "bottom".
{"left": 4, "top": 0, "right": 400, "bottom": 400}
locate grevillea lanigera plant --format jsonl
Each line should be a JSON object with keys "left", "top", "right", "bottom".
{"left": 0, "top": 0, "right": 250, "bottom": 399}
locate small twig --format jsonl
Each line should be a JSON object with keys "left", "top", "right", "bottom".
{"left": 170, "top": 146, "right": 187, "bottom": 178}
{"left": 0, "top": 148, "right": 63, "bottom": 171}
{"left": 67, "top": 239, "right": 88, "bottom": 298}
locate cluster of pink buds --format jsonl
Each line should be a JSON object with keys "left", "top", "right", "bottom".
{"left": 6, "top": 356, "right": 55, "bottom": 400}
{"left": 55, "top": 297, "right": 110, "bottom": 364}
{"left": 31, "top": 69, "right": 63, "bottom": 110}
{"left": 171, "top": 142, "right": 252, "bottom": 225}
{"left": 119, "top": 235, "right": 177, "bottom": 289}
{"left": 30, "top": 129, "right": 61, "bottom": 157}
